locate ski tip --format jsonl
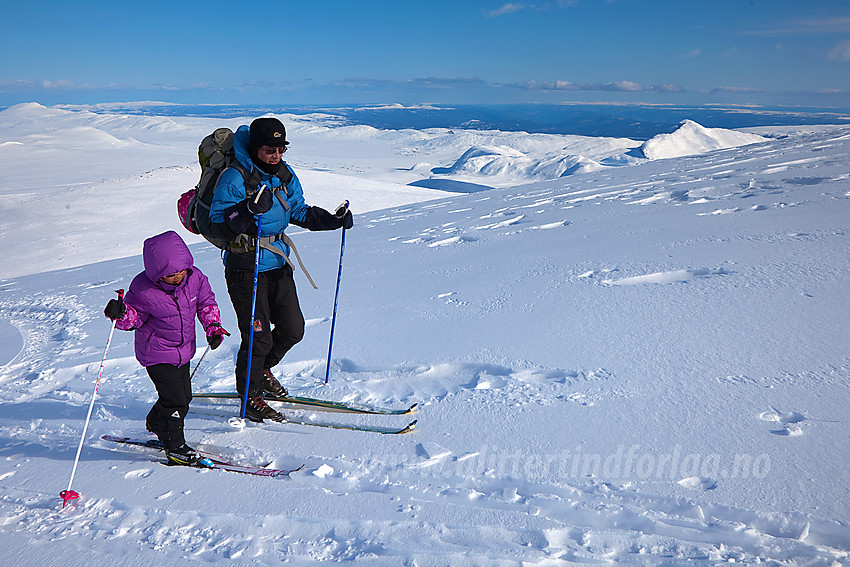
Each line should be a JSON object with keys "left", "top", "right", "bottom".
{"left": 270, "top": 464, "right": 305, "bottom": 478}
{"left": 405, "top": 403, "right": 419, "bottom": 415}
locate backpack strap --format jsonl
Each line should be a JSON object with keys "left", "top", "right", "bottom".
{"left": 272, "top": 164, "right": 293, "bottom": 210}
{"left": 225, "top": 162, "right": 313, "bottom": 286}
{"left": 231, "top": 162, "right": 293, "bottom": 210}
{"left": 229, "top": 162, "right": 261, "bottom": 195}
{"left": 274, "top": 191, "right": 290, "bottom": 211}
{"left": 256, "top": 233, "right": 317, "bottom": 290}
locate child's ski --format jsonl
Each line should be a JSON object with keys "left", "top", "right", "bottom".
{"left": 101, "top": 435, "right": 302, "bottom": 478}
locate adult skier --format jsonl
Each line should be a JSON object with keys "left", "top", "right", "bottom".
{"left": 209, "top": 117, "right": 353, "bottom": 422}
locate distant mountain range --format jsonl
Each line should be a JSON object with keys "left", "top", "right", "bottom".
{"left": 44, "top": 101, "right": 850, "bottom": 140}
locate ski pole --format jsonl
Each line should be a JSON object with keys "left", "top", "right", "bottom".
{"left": 240, "top": 211, "right": 264, "bottom": 420}
{"left": 60, "top": 289, "right": 123, "bottom": 508}
{"left": 192, "top": 324, "right": 230, "bottom": 381}
{"left": 190, "top": 346, "right": 210, "bottom": 381}
{"left": 325, "top": 200, "right": 349, "bottom": 384}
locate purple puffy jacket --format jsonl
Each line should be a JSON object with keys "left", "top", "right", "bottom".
{"left": 115, "top": 231, "right": 222, "bottom": 367}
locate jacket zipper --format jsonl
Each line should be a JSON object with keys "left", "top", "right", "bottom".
{"left": 170, "top": 293, "right": 186, "bottom": 366}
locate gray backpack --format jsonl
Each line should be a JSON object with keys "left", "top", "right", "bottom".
{"left": 177, "top": 128, "right": 315, "bottom": 288}
{"left": 178, "top": 127, "right": 292, "bottom": 252}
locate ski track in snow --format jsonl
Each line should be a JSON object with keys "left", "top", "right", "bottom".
{"left": 0, "top": 110, "right": 849, "bottom": 565}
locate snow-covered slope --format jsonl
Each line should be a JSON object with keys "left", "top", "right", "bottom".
{"left": 0, "top": 105, "right": 848, "bottom": 565}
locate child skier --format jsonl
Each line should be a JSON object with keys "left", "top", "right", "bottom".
{"left": 104, "top": 230, "right": 229, "bottom": 465}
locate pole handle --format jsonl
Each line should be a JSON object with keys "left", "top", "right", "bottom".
{"left": 253, "top": 184, "right": 268, "bottom": 205}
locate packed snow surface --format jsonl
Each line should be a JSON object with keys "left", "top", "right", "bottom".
{"left": 0, "top": 103, "right": 848, "bottom": 565}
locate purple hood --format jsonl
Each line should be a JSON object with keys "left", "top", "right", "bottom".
{"left": 143, "top": 230, "right": 194, "bottom": 285}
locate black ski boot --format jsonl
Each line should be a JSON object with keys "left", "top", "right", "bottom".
{"left": 262, "top": 369, "right": 288, "bottom": 397}
{"left": 165, "top": 444, "right": 202, "bottom": 466}
{"left": 244, "top": 396, "right": 285, "bottom": 423}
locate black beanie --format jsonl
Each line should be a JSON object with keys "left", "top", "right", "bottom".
{"left": 249, "top": 117, "right": 289, "bottom": 152}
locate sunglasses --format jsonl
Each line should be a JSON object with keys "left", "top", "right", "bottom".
{"left": 259, "top": 146, "right": 288, "bottom": 156}
{"left": 160, "top": 269, "right": 187, "bottom": 281}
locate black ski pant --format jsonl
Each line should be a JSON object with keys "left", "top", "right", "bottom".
{"left": 225, "top": 264, "right": 305, "bottom": 397}
{"left": 145, "top": 362, "right": 192, "bottom": 451}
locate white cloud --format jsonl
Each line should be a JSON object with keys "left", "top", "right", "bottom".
{"left": 486, "top": 3, "right": 529, "bottom": 17}
{"left": 41, "top": 79, "right": 76, "bottom": 88}
{"left": 600, "top": 80, "right": 644, "bottom": 92}
{"left": 827, "top": 39, "right": 850, "bottom": 61}
{"left": 652, "top": 84, "right": 685, "bottom": 93}
{"left": 744, "top": 17, "right": 850, "bottom": 36}
{"left": 485, "top": 1, "right": 577, "bottom": 18}
{"left": 523, "top": 79, "right": 685, "bottom": 93}
{"left": 711, "top": 86, "right": 764, "bottom": 95}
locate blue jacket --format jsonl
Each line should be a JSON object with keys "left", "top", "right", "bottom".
{"left": 209, "top": 125, "right": 310, "bottom": 272}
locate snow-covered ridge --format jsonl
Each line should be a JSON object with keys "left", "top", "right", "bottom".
{"left": 2, "top": 103, "right": 770, "bottom": 187}
{"left": 638, "top": 119, "right": 767, "bottom": 160}
{"left": 424, "top": 118, "right": 770, "bottom": 185}
{"left": 0, "top": 103, "right": 774, "bottom": 278}
{"left": 432, "top": 144, "right": 607, "bottom": 180}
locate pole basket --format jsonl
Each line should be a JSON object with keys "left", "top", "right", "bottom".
{"left": 59, "top": 489, "right": 79, "bottom": 508}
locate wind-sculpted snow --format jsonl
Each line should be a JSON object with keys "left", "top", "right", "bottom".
{"left": 0, "top": 106, "right": 848, "bottom": 565}
{"left": 431, "top": 145, "right": 606, "bottom": 182}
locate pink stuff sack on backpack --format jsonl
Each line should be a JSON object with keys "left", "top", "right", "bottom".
{"left": 177, "top": 188, "right": 199, "bottom": 233}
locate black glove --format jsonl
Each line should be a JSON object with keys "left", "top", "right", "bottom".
{"left": 335, "top": 202, "right": 354, "bottom": 229}
{"left": 295, "top": 205, "right": 354, "bottom": 231}
{"left": 104, "top": 298, "right": 125, "bottom": 320}
{"left": 223, "top": 188, "right": 273, "bottom": 235}
{"left": 223, "top": 202, "right": 252, "bottom": 235}
{"left": 206, "top": 323, "right": 229, "bottom": 350}
{"left": 246, "top": 187, "right": 273, "bottom": 215}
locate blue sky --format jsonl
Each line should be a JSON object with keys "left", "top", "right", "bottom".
{"left": 2, "top": 0, "right": 849, "bottom": 108}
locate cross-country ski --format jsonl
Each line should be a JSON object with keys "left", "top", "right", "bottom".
{"left": 189, "top": 405, "right": 418, "bottom": 435}
{"left": 193, "top": 391, "right": 418, "bottom": 415}
{"left": 101, "top": 435, "right": 304, "bottom": 478}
